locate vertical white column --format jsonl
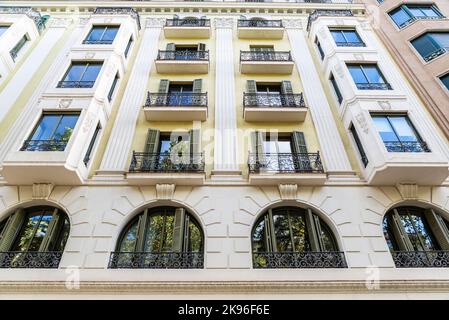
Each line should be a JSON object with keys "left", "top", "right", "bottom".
{"left": 213, "top": 18, "right": 240, "bottom": 175}
{"left": 98, "top": 18, "right": 164, "bottom": 175}
{"left": 284, "top": 20, "right": 353, "bottom": 174}
{"left": 0, "top": 18, "right": 72, "bottom": 122}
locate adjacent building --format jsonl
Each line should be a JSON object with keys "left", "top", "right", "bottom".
{"left": 0, "top": 1, "right": 449, "bottom": 299}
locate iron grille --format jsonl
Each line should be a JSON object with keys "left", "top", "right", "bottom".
{"left": 253, "top": 252, "right": 347, "bottom": 268}
{"left": 0, "top": 251, "right": 62, "bottom": 268}
{"left": 248, "top": 152, "right": 324, "bottom": 173}
{"left": 129, "top": 152, "right": 205, "bottom": 173}
{"left": 108, "top": 252, "right": 204, "bottom": 269}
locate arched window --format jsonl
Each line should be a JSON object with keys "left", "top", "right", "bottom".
{"left": 0, "top": 206, "right": 70, "bottom": 268}
{"left": 110, "top": 206, "right": 204, "bottom": 269}
{"left": 383, "top": 206, "right": 449, "bottom": 268}
{"left": 252, "top": 206, "right": 346, "bottom": 268}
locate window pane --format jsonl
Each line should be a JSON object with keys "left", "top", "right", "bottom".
{"left": 81, "top": 63, "right": 102, "bottom": 82}
{"left": 389, "top": 116, "right": 418, "bottom": 141}
{"left": 144, "top": 213, "right": 165, "bottom": 252}
{"left": 0, "top": 26, "right": 8, "bottom": 37}
{"left": 54, "top": 218, "right": 70, "bottom": 252}
{"left": 412, "top": 34, "right": 440, "bottom": 58}
{"left": 348, "top": 65, "right": 367, "bottom": 84}
{"left": 272, "top": 213, "right": 293, "bottom": 252}
{"left": 419, "top": 7, "right": 440, "bottom": 17}
{"left": 319, "top": 221, "right": 337, "bottom": 251}
{"left": 102, "top": 27, "right": 119, "bottom": 41}
{"left": 440, "top": 74, "right": 449, "bottom": 90}
{"left": 188, "top": 220, "right": 202, "bottom": 252}
{"left": 382, "top": 216, "right": 397, "bottom": 251}
{"left": 252, "top": 218, "right": 266, "bottom": 253}
{"left": 86, "top": 27, "right": 105, "bottom": 41}
{"left": 372, "top": 116, "right": 399, "bottom": 142}
{"left": 400, "top": 212, "right": 438, "bottom": 251}
{"left": 330, "top": 30, "right": 346, "bottom": 43}
{"left": 30, "top": 115, "right": 60, "bottom": 140}
{"left": 64, "top": 64, "right": 85, "bottom": 82}
{"left": 28, "top": 214, "right": 51, "bottom": 251}
{"left": 162, "top": 214, "right": 174, "bottom": 252}
{"left": 390, "top": 8, "right": 410, "bottom": 27}
{"left": 289, "top": 213, "right": 309, "bottom": 252}
{"left": 343, "top": 30, "right": 361, "bottom": 43}
{"left": 12, "top": 212, "right": 52, "bottom": 252}
{"left": 431, "top": 33, "right": 449, "bottom": 48}
{"left": 119, "top": 222, "right": 138, "bottom": 252}
{"left": 53, "top": 115, "right": 78, "bottom": 141}
{"left": 408, "top": 7, "right": 428, "bottom": 18}
{"left": 363, "top": 65, "right": 385, "bottom": 83}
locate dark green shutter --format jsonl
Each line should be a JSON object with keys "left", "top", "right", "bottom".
{"left": 135, "top": 210, "right": 149, "bottom": 252}
{"left": 281, "top": 80, "right": 293, "bottom": 95}
{"left": 247, "top": 80, "right": 257, "bottom": 93}
{"left": 0, "top": 209, "right": 26, "bottom": 251}
{"left": 305, "top": 209, "right": 320, "bottom": 252}
{"left": 158, "top": 79, "right": 170, "bottom": 106}
{"left": 193, "top": 79, "right": 202, "bottom": 93}
{"left": 246, "top": 80, "right": 257, "bottom": 106}
{"left": 391, "top": 209, "right": 414, "bottom": 251}
{"left": 267, "top": 210, "right": 277, "bottom": 252}
{"left": 250, "top": 131, "right": 266, "bottom": 169}
{"left": 425, "top": 209, "right": 449, "bottom": 250}
{"left": 39, "top": 208, "right": 60, "bottom": 252}
{"left": 158, "top": 79, "right": 170, "bottom": 94}
{"left": 198, "top": 43, "right": 206, "bottom": 51}
{"left": 292, "top": 131, "right": 310, "bottom": 171}
{"left": 166, "top": 43, "right": 176, "bottom": 51}
{"left": 263, "top": 214, "right": 273, "bottom": 252}
{"left": 144, "top": 129, "right": 160, "bottom": 153}
{"left": 189, "top": 129, "right": 201, "bottom": 165}
{"left": 172, "top": 208, "right": 186, "bottom": 252}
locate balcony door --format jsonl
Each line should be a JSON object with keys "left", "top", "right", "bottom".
{"left": 256, "top": 83, "right": 283, "bottom": 107}
{"left": 263, "top": 135, "right": 294, "bottom": 172}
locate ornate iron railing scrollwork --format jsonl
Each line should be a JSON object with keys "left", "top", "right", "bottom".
{"left": 335, "top": 41, "right": 365, "bottom": 47}
{"left": 399, "top": 16, "right": 445, "bottom": 29}
{"left": 0, "top": 251, "right": 63, "bottom": 268}
{"left": 0, "top": 6, "right": 46, "bottom": 32}
{"left": 355, "top": 82, "right": 392, "bottom": 90}
{"left": 253, "top": 252, "right": 348, "bottom": 268}
{"left": 248, "top": 152, "right": 324, "bottom": 174}
{"left": 21, "top": 140, "right": 68, "bottom": 151}
{"left": 243, "top": 93, "right": 305, "bottom": 109}
{"left": 129, "top": 152, "right": 205, "bottom": 173}
{"left": 237, "top": 19, "right": 283, "bottom": 28}
{"left": 93, "top": 7, "right": 141, "bottom": 30}
{"left": 307, "top": 9, "right": 353, "bottom": 31}
{"left": 392, "top": 251, "right": 449, "bottom": 268}
{"left": 240, "top": 51, "right": 292, "bottom": 62}
{"left": 423, "top": 47, "right": 448, "bottom": 62}
{"left": 108, "top": 252, "right": 204, "bottom": 269}
{"left": 57, "top": 81, "right": 96, "bottom": 88}
{"left": 165, "top": 18, "right": 210, "bottom": 27}
{"left": 145, "top": 92, "right": 208, "bottom": 107}
{"left": 383, "top": 141, "right": 430, "bottom": 153}
{"left": 157, "top": 50, "right": 209, "bottom": 61}
{"left": 82, "top": 39, "right": 114, "bottom": 45}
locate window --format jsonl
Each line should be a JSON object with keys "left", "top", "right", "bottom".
{"left": 84, "top": 25, "right": 119, "bottom": 44}
{"left": 9, "top": 35, "right": 28, "bottom": 61}
{"left": 0, "top": 26, "right": 9, "bottom": 37}
{"left": 108, "top": 73, "right": 119, "bottom": 102}
{"left": 411, "top": 32, "right": 449, "bottom": 62}
{"left": 440, "top": 73, "right": 449, "bottom": 91}
{"left": 330, "top": 28, "right": 365, "bottom": 47}
{"left": 389, "top": 5, "right": 444, "bottom": 28}
{"left": 383, "top": 206, "right": 449, "bottom": 268}
{"left": 83, "top": 123, "right": 101, "bottom": 166}
{"left": 244, "top": 80, "right": 301, "bottom": 108}
{"left": 329, "top": 73, "right": 343, "bottom": 104}
{"left": 58, "top": 62, "right": 103, "bottom": 88}
{"left": 347, "top": 64, "right": 392, "bottom": 90}
{"left": 21, "top": 113, "right": 80, "bottom": 151}
{"left": 110, "top": 206, "right": 204, "bottom": 269}
{"left": 371, "top": 114, "right": 429, "bottom": 152}
{"left": 252, "top": 206, "right": 346, "bottom": 268}
{"left": 350, "top": 124, "right": 368, "bottom": 167}
{"left": 315, "top": 38, "right": 325, "bottom": 60}
{"left": 0, "top": 206, "right": 70, "bottom": 268}
{"left": 124, "top": 36, "right": 133, "bottom": 58}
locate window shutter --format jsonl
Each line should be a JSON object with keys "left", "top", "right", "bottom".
{"left": 0, "top": 208, "right": 26, "bottom": 251}
{"left": 267, "top": 210, "right": 277, "bottom": 252}
{"left": 189, "top": 129, "right": 201, "bottom": 165}
{"left": 144, "top": 129, "right": 160, "bottom": 153}
{"left": 250, "top": 131, "right": 266, "bottom": 169}
{"left": 281, "top": 80, "right": 293, "bottom": 95}
{"left": 292, "top": 131, "right": 311, "bottom": 171}
{"left": 424, "top": 209, "right": 449, "bottom": 250}
{"left": 193, "top": 79, "right": 203, "bottom": 93}
{"left": 391, "top": 209, "right": 414, "bottom": 251}
{"left": 182, "top": 214, "right": 191, "bottom": 252}
{"left": 263, "top": 214, "right": 273, "bottom": 252}
{"left": 158, "top": 79, "right": 170, "bottom": 94}
{"left": 166, "top": 43, "right": 176, "bottom": 51}
{"left": 173, "top": 208, "right": 186, "bottom": 252}
{"left": 247, "top": 80, "right": 257, "bottom": 93}
{"left": 305, "top": 209, "right": 321, "bottom": 252}
{"left": 39, "top": 208, "right": 60, "bottom": 252}
{"left": 312, "top": 214, "right": 326, "bottom": 251}
{"left": 135, "top": 210, "right": 149, "bottom": 252}
{"left": 198, "top": 43, "right": 206, "bottom": 51}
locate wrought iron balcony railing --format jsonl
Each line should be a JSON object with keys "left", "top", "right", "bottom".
{"left": 383, "top": 141, "right": 430, "bottom": 153}
{"left": 423, "top": 47, "right": 449, "bottom": 62}
{"left": 240, "top": 51, "right": 292, "bottom": 62}
{"left": 82, "top": 39, "right": 114, "bottom": 45}
{"left": 398, "top": 16, "right": 446, "bottom": 29}
{"left": 165, "top": 18, "right": 211, "bottom": 27}
{"left": 253, "top": 252, "right": 347, "bottom": 268}
{"left": 238, "top": 19, "right": 283, "bottom": 28}
{"left": 355, "top": 82, "right": 392, "bottom": 90}
{"left": 57, "top": 81, "right": 96, "bottom": 88}
{"left": 93, "top": 7, "right": 141, "bottom": 30}
{"left": 157, "top": 50, "right": 209, "bottom": 61}
{"left": 243, "top": 93, "right": 305, "bottom": 108}
{"left": 0, "top": 251, "right": 63, "bottom": 268}
{"left": 307, "top": 9, "right": 353, "bottom": 31}
{"left": 335, "top": 41, "right": 365, "bottom": 47}
{"left": 108, "top": 252, "right": 204, "bottom": 269}
{"left": 392, "top": 251, "right": 449, "bottom": 268}
{"left": 145, "top": 92, "right": 208, "bottom": 107}
{"left": 0, "top": 6, "right": 46, "bottom": 32}
{"left": 129, "top": 152, "right": 205, "bottom": 173}
{"left": 248, "top": 152, "right": 323, "bottom": 174}
{"left": 20, "top": 140, "right": 68, "bottom": 151}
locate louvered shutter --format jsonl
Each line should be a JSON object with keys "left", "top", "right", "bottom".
{"left": 173, "top": 208, "right": 186, "bottom": 252}
{"left": 39, "top": 208, "right": 60, "bottom": 252}
{"left": 250, "top": 131, "right": 266, "bottom": 170}
{"left": 305, "top": 209, "right": 320, "bottom": 252}
{"left": 135, "top": 210, "right": 149, "bottom": 252}
{"left": 424, "top": 209, "right": 449, "bottom": 250}
{"left": 158, "top": 79, "right": 170, "bottom": 106}
{"left": 189, "top": 129, "right": 201, "bottom": 166}
{"left": 391, "top": 209, "right": 414, "bottom": 251}
{"left": 144, "top": 129, "right": 160, "bottom": 170}
{"left": 292, "top": 131, "right": 311, "bottom": 171}
{"left": 0, "top": 209, "right": 26, "bottom": 251}
{"left": 246, "top": 80, "right": 257, "bottom": 106}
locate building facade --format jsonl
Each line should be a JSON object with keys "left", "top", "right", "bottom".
{"left": 0, "top": 1, "right": 449, "bottom": 299}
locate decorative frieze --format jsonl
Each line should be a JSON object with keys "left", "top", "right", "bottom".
{"left": 214, "top": 18, "right": 233, "bottom": 29}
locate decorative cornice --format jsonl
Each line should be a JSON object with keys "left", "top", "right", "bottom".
{"left": 306, "top": 9, "right": 354, "bottom": 31}
{"left": 46, "top": 17, "right": 73, "bottom": 28}
{"left": 93, "top": 7, "right": 141, "bottom": 30}
{"left": 145, "top": 17, "right": 165, "bottom": 28}
{"left": 0, "top": 6, "right": 46, "bottom": 32}
{"left": 282, "top": 19, "right": 303, "bottom": 29}
{"left": 214, "top": 18, "right": 233, "bottom": 29}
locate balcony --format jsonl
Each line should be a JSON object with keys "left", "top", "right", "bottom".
{"left": 126, "top": 152, "right": 205, "bottom": 185}
{"left": 253, "top": 252, "right": 347, "bottom": 269}
{"left": 108, "top": 252, "right": 204, "bottom": 269}
{"left": 243, "top": 93, "right": 307, "bottom": 122}
{"left": 383, "top": 141, "right": 430, "bottom": 153}
{"left": 240, "top": 51, "right": 294, "bottom": 74}
{"left": 155, "top": 50, "right": 209, "bottom": 74}
{"left": 237, "top": 19, "right": 284, "bottom": 39}
{"left": 355, "top": 83, "right": 392, "bottom": 90}
{"left": 392, "top": 251, "right": 449, "bottom": 268}
{"left": 0, "top": 251, "right": 63, "bottom": 269}
{"left": 164, "top": 19, "right": 211, "bottom": 39}
{"left": 248, "top": 152, "right": 326, "bottom": 185}
{"left": 143, "top": 92, "right": 208, "bottom": 121}
{"left": 397, "top": 16, "right": 446, "bottom": 30}
{"left": 20, "top": 140, "right": 67, "bottom": 151}
{"left": 423, "top": 47, "right": 449, "bottom": 63}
